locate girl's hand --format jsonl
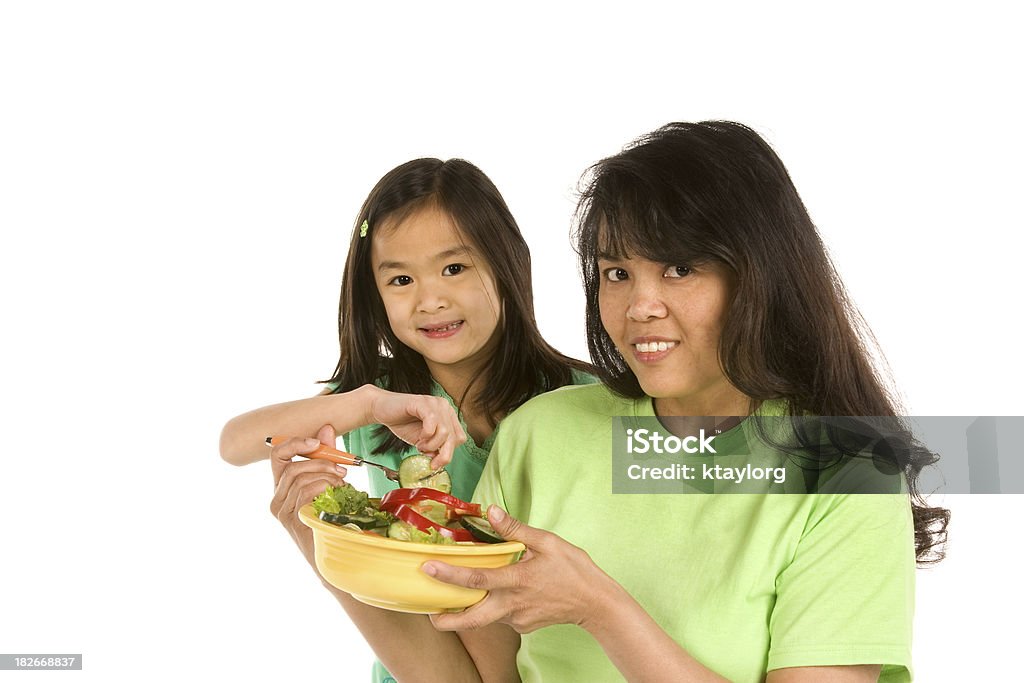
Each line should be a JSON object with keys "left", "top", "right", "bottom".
{"left": 268, "top": 425, "right": 348, "bottom": 568}
{"left": 424, "top": 506, "right": 619, "bottom": 635}
{"left": 365, "top": 387, "right": 467, "bottom": 470}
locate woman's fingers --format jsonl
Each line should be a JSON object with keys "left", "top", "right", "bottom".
{"left": 428, "top": 591, "right": 511, "bottom": 632}
{"left": 422, "top": 560, "right": 519, "bottom": 592}
{"left": 271, "top": 460, "right": 346, "bottom": 517}
{"left": 277, "top": 471, "right": 343, "bottom": 522}
{"left": 420, "top": 509, "right": 550, "bottom": 590}
{"left": 273, "top": 456, "right": 345, "bottom": 497}
{"left": 423, "top": 561, "right": 523, "bottom": 632}
{"left": 421, "top": 516, "right": 532, "bottom": 633}
{"left": 423, "top": 508, "right": 607, "bottom": 634}
{"left": 269, "top": 435, "right": 325, "bottom": 485}
{"left": 484, "top": 506, "right": 554, "bottom": 550}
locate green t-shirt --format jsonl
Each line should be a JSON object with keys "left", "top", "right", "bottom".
{"left": 473, "top": 383, "right": 915, "bottom": 683}
{"left": 338, "top": 371, "right": 597, "bottom": 683}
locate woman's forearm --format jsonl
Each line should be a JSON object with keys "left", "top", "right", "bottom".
{"left": 220, "top": 385, "right": 377, "bottom": 465}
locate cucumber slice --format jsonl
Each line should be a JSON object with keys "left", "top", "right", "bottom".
{"left": 458, "top": 515, "right": 505, "bottom": 543}
{"left": 398, "top": 455, "right": 452, "bottom": 493}
{"left": 319, "top": 511, "right": 388, "bottom": 529}
{"left": 410, "top": 499, "right": 448, "bottom": 526}
{"left": 387, "top": 521, "right": 415, "bottom": 542}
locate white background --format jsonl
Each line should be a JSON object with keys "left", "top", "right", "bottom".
{"left": 1, "top": 2, "right": 1021, "bottom": 681}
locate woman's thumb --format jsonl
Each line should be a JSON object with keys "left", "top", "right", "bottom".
{"left": 487, "top": 505, "right": 544, "bottom": 547}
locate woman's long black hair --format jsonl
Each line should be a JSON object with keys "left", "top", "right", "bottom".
{"left": 326, "top": 158, "right": 590, "bottom": 454}
{"left": 574, "top": 121, "right": 948, "bottom": 564}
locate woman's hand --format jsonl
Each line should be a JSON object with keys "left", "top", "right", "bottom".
{"left": 424, "top": 506, "right": 620, "bottom": 635}
{"left": 365, "top": 386, "right": 467, "bottom": 470}
{"left": 268, "top": 425, "right": 348, "bottom": 569}
{"left": 426, "top": 507, "right": 736, "bottom": 682}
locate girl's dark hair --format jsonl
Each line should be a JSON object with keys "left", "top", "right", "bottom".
{"left": 326, "top": 158, "right": 590, "bottom": 453}
{"left": 574, "top": 121, "right": 948, "bottom": 565}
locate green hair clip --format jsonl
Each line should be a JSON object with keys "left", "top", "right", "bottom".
{"left": 359, "top": 220, "right": 369, "bottom": 238}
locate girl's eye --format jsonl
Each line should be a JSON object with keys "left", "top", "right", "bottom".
{"left": 442, "top": 263, "right": 465, "bottom": 276}
{"left": 388, "top": 275, "right": 413, "bottom": 286}
{"left": 664, "top": 265, "right": 691, "bottom": 279}
{"left": 603, "top": 267, "right": 629, "bottom": 282}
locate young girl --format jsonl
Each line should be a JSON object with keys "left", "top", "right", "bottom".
{"left": 417, "top": 122, "right": 949, "bottom": 682}
{"left": 221, "top": 157, "right": 593, "bottom": 682}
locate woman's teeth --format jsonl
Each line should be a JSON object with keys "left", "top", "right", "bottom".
{"left": 634, "top": 341, "right": 677, "bottom": 353}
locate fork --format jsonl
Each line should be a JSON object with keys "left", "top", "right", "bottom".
{"left": 265, "top": 436, "right": 401, "bottom": 482}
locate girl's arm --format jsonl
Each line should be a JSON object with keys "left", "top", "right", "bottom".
{"left": 220, "top": 384, "right": 464, "bottom": 468}
{"left": 220, "top": 385, "right": 374, "bottom": 465}
{"left": 456, "top": 624, "right": 521, "bottom": 683}
{"left": 269, "top": 431, "right": 490, "bottom": 683}
{"left": 428, "top": 507, "right": 882, "bottom": 683}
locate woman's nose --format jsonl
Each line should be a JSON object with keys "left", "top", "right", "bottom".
{"left": 626, "top": 284, "right": 668, "bottom": 321}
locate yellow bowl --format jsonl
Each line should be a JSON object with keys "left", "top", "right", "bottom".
{"left": 298, "top": 504, "right": 525, "bottom": 614}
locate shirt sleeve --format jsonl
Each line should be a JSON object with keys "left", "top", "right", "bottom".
{"left": 471, "top": 430, "right": 512, "bottom": 516}
{"left": 767, "top": 494, "right": 915, "bottom": 681}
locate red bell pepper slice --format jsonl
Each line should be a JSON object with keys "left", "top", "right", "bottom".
{"left": 380, "top": 488, "right": 482, "bottom": 517}
{"left": 393, "top": 504, "right": 476, "bottom": 543}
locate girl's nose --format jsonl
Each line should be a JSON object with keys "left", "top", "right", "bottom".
{"left": 416, "top": 284, "right": 449, "bottom": 313}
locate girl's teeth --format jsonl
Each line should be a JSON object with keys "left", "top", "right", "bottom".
{"left": 635, "top": 341, "right": 676, "bottom": 353}
{"left": 430, "top": 322, "right": 461, "bottom": 332}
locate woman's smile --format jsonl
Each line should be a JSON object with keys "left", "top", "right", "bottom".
{"left": 629, "top": 335, "right": 679, "bottom": 362}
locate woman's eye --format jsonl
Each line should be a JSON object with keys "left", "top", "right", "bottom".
{"left": 603, "top": 267, "right": 629, "bottom": 282}
{"left": 388, "top": 275, "right": 413, "bottom": 286}
{"left": 664, "top": 265, "right": 691, "bottom": 279}
{"left": 442, "top": 263, "right": 465, "bottom": 276}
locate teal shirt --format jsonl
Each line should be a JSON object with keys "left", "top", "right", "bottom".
{"left": 337, "top": 370, "right": 597, "bottom": 683}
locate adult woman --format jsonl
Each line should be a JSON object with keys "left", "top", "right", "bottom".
{"left": 425, "top": 122, "right": 948, "bottom": 682}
